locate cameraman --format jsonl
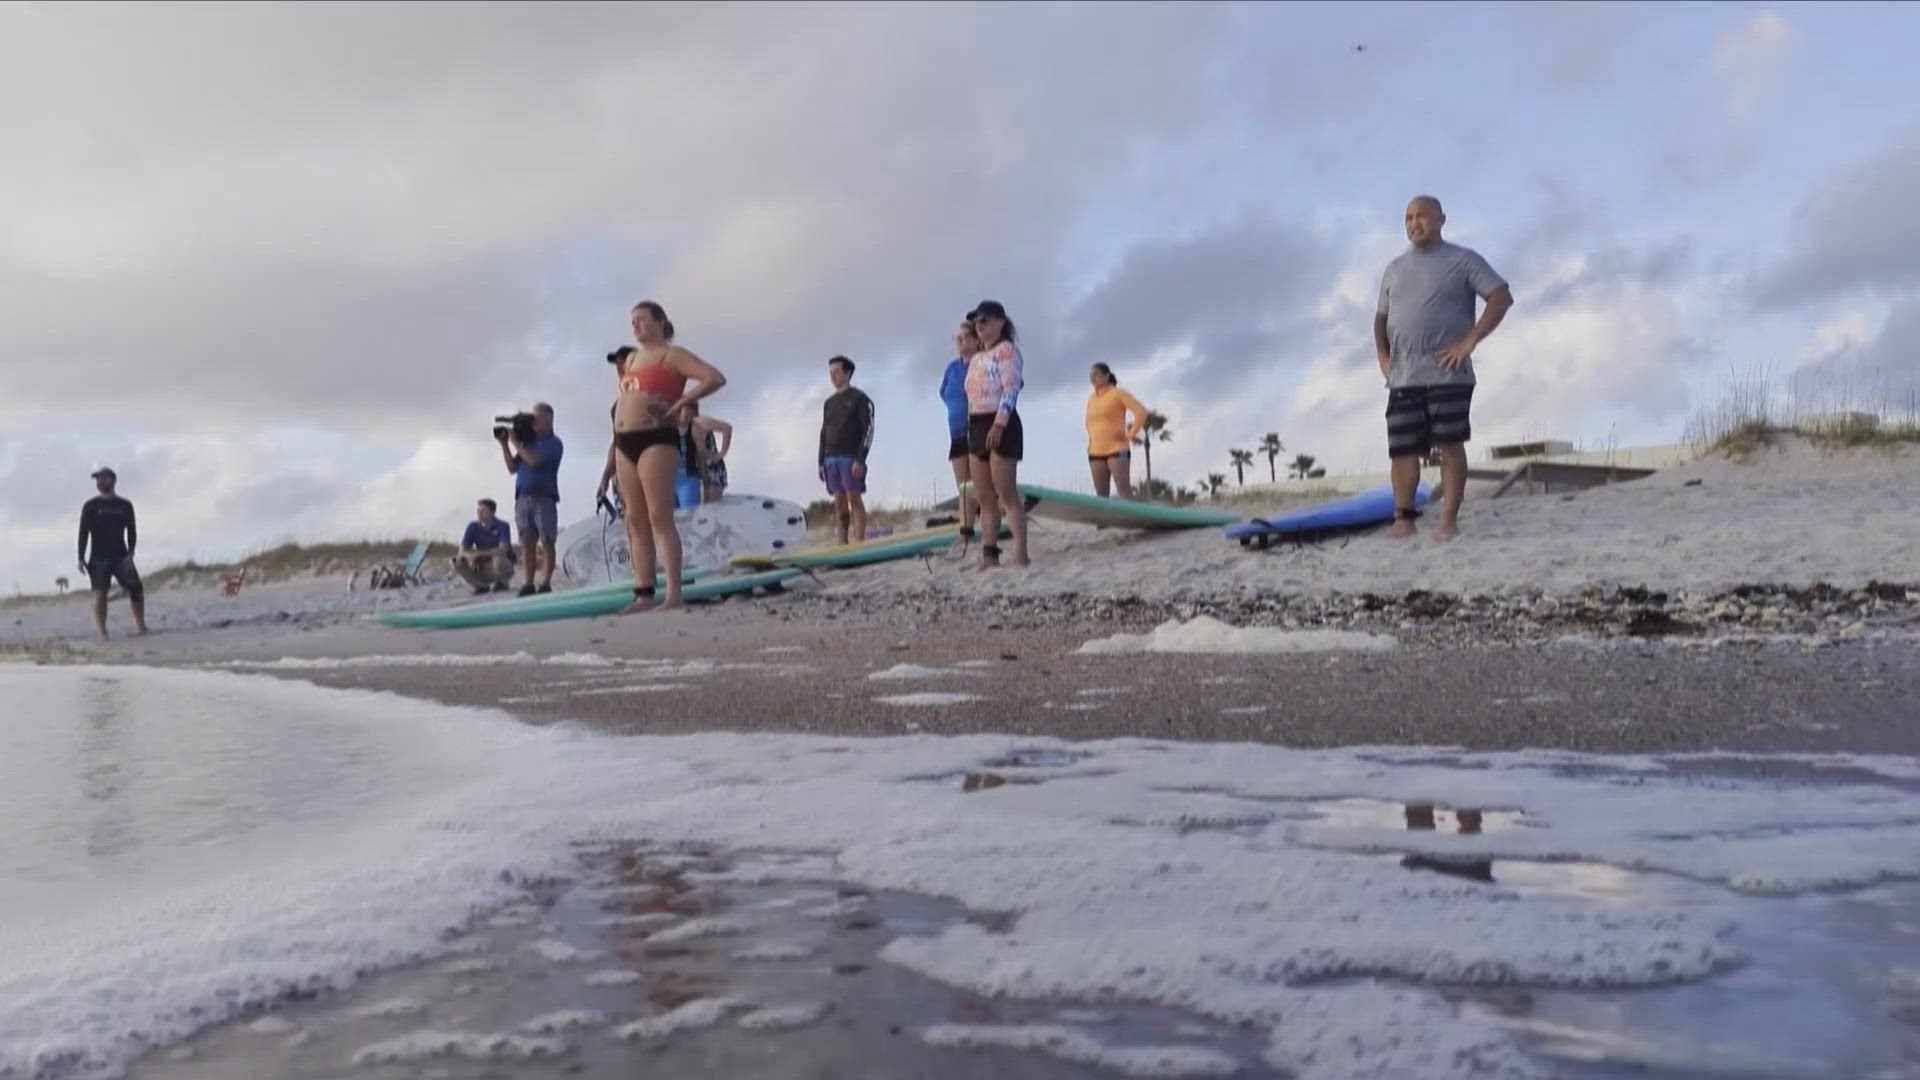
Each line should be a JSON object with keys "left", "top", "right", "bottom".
{"left": 497, "top": 401, "right": 564, "bottom": 596}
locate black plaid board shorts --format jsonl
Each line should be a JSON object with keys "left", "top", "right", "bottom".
{"left": 1386, "top": 384, "right": 1474, "bottom": 458}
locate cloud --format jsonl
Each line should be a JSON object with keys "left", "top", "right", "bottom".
{"left": 1712, "top": 10, "right": 1795, "bottom": 121}
{"left": 1516, "top": 3, "right": 1640, "bottom": 90}
{"left": 0, "top": 2, "right": 1245, "bottom": 429}
{"left": 1787, "top": 296, "right": 1920, "bottom": 414}
{"left": 1052, "top": 216, "right": 1340, "bottom": 390}
{"left": 1757, "top": 123, "right": 1920, "bottom": 304}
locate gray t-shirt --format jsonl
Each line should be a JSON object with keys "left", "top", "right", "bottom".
{"left": 1377, "top": 240, "right": 1508, "bottom": 388}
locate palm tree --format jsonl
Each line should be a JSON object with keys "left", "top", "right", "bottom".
{"left": 1134, "top": 411, "right": 1172, "bottom": 481}
{"left": 1289, "top": 453, "right": 1318, "bottom": 480}
{"left": 1228, "top": 448, "right": 1254, "bottom": 486}
{"left": 1259, "top": 433, "right": 1284, "bottom": 483}
{"left": 1205, "top": 472, "right": 1227, "bottom": 499}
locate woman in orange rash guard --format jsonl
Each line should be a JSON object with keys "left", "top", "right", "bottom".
{"left": 1084, "top": 362, "right": 1148, "bottom": 499}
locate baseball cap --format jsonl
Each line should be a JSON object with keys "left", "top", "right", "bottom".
{"left": 90, "top": 466, "right": 116, "bottom": 479}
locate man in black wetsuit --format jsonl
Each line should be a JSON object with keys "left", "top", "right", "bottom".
{"left": 818, "top": 356, "right": 875, "bottom": 545}
{"left": 78, "top": 467, "right": 148, "bottom": 639}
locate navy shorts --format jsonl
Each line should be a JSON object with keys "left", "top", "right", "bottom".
{"left": 823, "top": 455, "right": 866, "bottom": 496}
{"left": 515, "top": 495, "right": 559, "bottom": 543}
{"left": 87, "top": 555, "right": 144, "bottom": 601}
{"left": 947, "top": 435, "right": 969, "bottom": 462}
{"left": 1386, "top": 384, "right": 1473, "bottom": 458}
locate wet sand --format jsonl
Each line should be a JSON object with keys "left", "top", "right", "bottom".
{"left": 87, "top": 594, "right": 1920, "bottom": 758}
{"left": 47, "top": 590, "right": 1920, "bottom": 1078}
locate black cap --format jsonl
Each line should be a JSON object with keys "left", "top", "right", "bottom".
{"left": 90, "top": 466, "right": 116, "bottom": 480}
{"left": 969, "top": 299, "right": 1007, "bottom": 321}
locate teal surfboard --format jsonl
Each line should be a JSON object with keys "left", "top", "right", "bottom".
{"left": 373, "top": 568, "right": 801, "bottom": 630}
{"left": 1013, "top": 484, "right": 1239, "bottom": 529}
{"left": 778, "top": 527, "right": 975, "bottom": 569}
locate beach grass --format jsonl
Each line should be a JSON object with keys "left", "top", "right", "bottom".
{"left": 1686, "top": 368, "right": 1920, "bottom": 459}
{"left": 4, "top": 540, "right": 457, "bottom": 604}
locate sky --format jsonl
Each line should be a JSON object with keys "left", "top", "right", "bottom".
{"left": 2, "top": 1, "right": 1916, "bottom": 591}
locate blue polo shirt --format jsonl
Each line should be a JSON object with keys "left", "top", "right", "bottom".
{"left": 461, "top": 518, "right": 512, "bottom": 550}
{"left": 515, "top": 433, "right": 564, "bottom": 501}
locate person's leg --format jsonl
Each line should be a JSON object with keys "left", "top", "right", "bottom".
{"left": 991, "top": 454, "right": 1029, "bottom": 566}
{"left": 452, "top": 557, "right": 487, "bottom": 591}
{"left": 91, "top": 589, "right": 109, "bottom": 639}
{"left": 1433, "top": 443, "right": 1467, "bottom": 540}
{"left": 638, "top": 443, "right": 685, "bottom": 607}
{"left": 949, "top": 456, "right": 977, "bottom": 535}
{"left": 123, "top": 567, "right": 147, "bottom": 635}
{"left": 1388, "top": 456, "right": 1423, "bottom": 538}
{"left": 535, "top": 499, "right": 558, "bottom": 589}
{"left": 514, "top": 497, "right": 539, "bottom": 592}
{"left": 1111, "top": 454, "right": 1135, "bottom": 500}
{"left": 1385, "top": 388, "right": 1429, "bottom": 539}
{"left": 613, "top": 446, "right": 656, "bottom": 613}
{"left": 970, "top": 452, "right": 1000, "bottom": 569}
{"left": 832, "top": 491, "right": 851, "bottom": 546}
{"left": 848, "top": 491, "right": 869, "bottom": 543}
{"left": 1089, "top": 456, "right": 1112, "bottom": 498}
{"left": 1427, "top": 385, "right": 1474, "bottom": 540}
{"left": 491, "top": 553, "right": 515, "bottom": 587}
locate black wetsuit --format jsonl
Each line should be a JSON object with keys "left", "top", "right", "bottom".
{"left": 818, "top": 387, "right": 875, "bottom": 467}
{"left": 79, "top": 496, "right": 143, "bottom": 598}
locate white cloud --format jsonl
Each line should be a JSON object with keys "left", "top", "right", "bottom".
{"left": 1713, "top": 10, "right": 1795, "bottom": 121}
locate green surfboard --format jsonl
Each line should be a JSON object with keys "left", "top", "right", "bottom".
{"left": 965, "top": 482, "right": 1238, "bottom": 529}
{"left": 373, "top": 568, "right": 801, "bottom": 630}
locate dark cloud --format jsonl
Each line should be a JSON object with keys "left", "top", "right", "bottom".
{"left": 0, "top": 2, "right": 1251, "bottom": 429}
{"left": 1523, "top": 239, "right": 1693, "bottom": 310}
{"left": 1756, "top": 123, "right": 1920, "bottom": 305}
{"left": 1052, "top": 217, "right": 1338, "bottom": 391}
{"left": 1789, "top": 298, "right": 1920, "bottom": 414}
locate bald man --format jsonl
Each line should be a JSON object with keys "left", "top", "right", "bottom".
{"left": 1374, "top": 195, "right": 1513, "bottom": 540}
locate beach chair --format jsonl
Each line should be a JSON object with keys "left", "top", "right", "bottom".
{"left": 354, "top": 541, "right": 432, "bottom": 591}
{"left": 222, "top": 567, "right": 246, "bottom": 598}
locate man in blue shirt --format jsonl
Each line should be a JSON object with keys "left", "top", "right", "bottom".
{"left": 452, "top": 498, "right": 515, "bottom": 593}
{"left": 498, "top": 402, "right": 564, "bottom": 596}
{"left": 940, "top": 319, "right": 980, "bottom": 538}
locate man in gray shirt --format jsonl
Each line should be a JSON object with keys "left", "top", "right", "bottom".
{"left": 1373, "top": 195, "right": 1514, "bottom": 540}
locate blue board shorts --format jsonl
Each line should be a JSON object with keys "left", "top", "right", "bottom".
{"left": 1386, "top": 384, "right": 1473, "bottom": 458}
{"left": 822, "top": 455, "right": 866, "bottom": 496}
{"left": 515, "top": 495, "right": 559, "bottom": 544}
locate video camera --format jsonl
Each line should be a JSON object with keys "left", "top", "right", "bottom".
{"left": 493, "top": 412, "right": 537, "bottom": 443}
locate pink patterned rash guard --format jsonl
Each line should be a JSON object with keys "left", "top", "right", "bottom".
{"left": 964, "top": 341, "right": 1025, "bottom": 418}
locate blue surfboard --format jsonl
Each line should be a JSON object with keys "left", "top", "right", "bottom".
{"left": 1226, "top": 483, "right": 1430, "bottom": 547}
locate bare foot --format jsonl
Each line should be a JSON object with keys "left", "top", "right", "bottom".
{"left": 1385, "top": 520, "right": 1418, "bottom": 539}
{"left": 654, "top": 598, "right": 686, "bottom": 611}
{"left": 1431, "top": 521, "right": 1459, "bottom": 542}
{"left": 1010, "top": 556, "right": 1031, "bottom": 569}
{"left": 618, "top": 598, "right": 655, "bottom": 615}
{"left": 978, "top": 559, "right": 1003, "bottom": 571}
{"left": 133, "top": 627, "right": 150, "bottom": 637}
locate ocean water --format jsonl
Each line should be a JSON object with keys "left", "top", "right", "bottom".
{"left": 0, "top": 664, "right": 575, "bottom": 1080}
{"left": 4, "top": 663, "right": 1917, "bottom": 1080}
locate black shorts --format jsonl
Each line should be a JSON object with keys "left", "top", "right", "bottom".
{"left": 967, "top": 410, "right": 1024, "bottom": 462}
{"left": 1386, "top": 384, "right": 1473, "bottom": 458}
{"left": 613, "top": 427, "right": 679, "bottom": 462}
{"left": 947, "top": 435, "right": 969, "bottom": 462}
{"left": 88, "top": 555, "right": 143, "bottom": 601}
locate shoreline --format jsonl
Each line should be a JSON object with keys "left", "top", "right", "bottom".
{"left": 26, "top": 588, "right": 1917, "bottom": 759}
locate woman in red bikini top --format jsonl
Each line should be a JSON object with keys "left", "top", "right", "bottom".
{"left": 606, "top": 300, "right": 727, "bottom": 614}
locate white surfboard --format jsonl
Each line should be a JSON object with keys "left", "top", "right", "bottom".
{"left": 557, "top": 493, "right": 809, "bottom": 584}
